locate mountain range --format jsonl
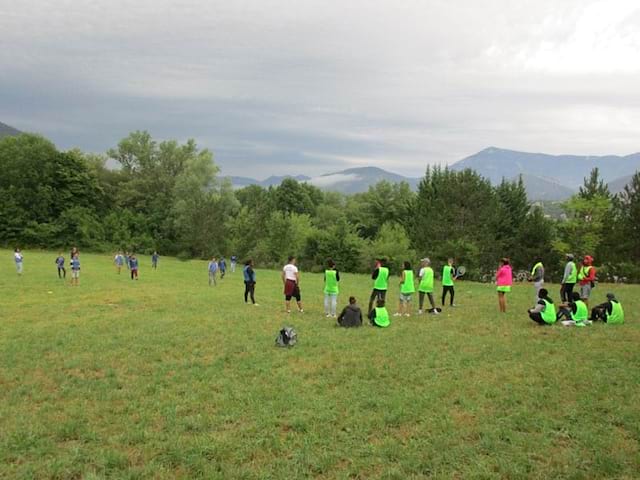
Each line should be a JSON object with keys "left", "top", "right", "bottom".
{"left": 1, "top": 120, "right": 637, "bottom": 200}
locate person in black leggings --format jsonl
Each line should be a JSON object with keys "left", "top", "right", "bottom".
{"left": 243, "top": 259, "right": 258, "bottom": 305}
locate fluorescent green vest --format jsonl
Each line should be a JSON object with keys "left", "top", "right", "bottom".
{"left": 324, "top": 269, "right": 339, "bottom": 294}
{"left": 566, "top": 262, "right": 577, "bottom": 283}
{"left": 607, "top": 300, "right": 624, "bottom": 325}
{"left": 442, "top": 265, "right": 454, "bottom": 286}
{"left": 571, "top": 300, "right": 588, "bottom": 322}
{"left": 541, "top": 299, "right": 557, "bottom": 324}
{"left": 577, "top": 265, "right": 592, "bottom": 281}
{"left": 418, "top": 267, "right": 434, "bottom": 293}
{"left": 374, "top": 307, "right": 390, "bottom": 327}
{"left": 373, "top": 267, "right": 389, "bottom": 290}
{"left": 401, "top": 270, "right": 415, "bottom": 294}
{"left": 531, "top": 262, "right": 543, "bottom": 277}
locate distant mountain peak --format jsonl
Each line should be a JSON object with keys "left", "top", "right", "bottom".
{"left": 0, "top": 121, "right": 22, "bottom": 138}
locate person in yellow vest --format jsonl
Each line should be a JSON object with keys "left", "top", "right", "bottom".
{"left": 323, "top": 259, "right": 340, "bottom": 318}
{"left": 418, "top": 257, "right": 440, "bottom": 314}
{"left": 441, "top": 258, "right": 457, "bottom": 307}
{"left": 590, "top": 293, "right": 624, "bottom": 324}
{"left": 560, "top": 253, "right": 577, "bottom": 303}
{"left": 577, "top": 255, "right": 597, "bottom": 307}
{"left": 395, "top": 261, "right": 416, "bottom": 317}
{"left": 557, "top": 291, "right": 590, "bottom": 327}
{"left": 529, "top": 257, "right": 545, "bottom": 301}
{"left": 527, "top": 288, "right": 557, "bottom": 325}
{"left": 368, "top": 299, "right": 391, "bottom": 328}
{"left": 368, "top": 258, "right": 389, "bottom": 314}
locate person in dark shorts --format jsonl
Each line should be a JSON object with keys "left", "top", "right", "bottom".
{"left": 368, "top": 258, "right": 389, "bottom": 314}
{"left": 282, "top": 256, "right": 303, "bottom": 313}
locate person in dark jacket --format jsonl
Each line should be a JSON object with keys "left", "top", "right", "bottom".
{"left": 337, "top": 296, "right": 363, "bottom": 327}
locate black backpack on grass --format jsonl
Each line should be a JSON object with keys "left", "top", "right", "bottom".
{"left": 275, "top": 326, "right": 297, "bottom": 347}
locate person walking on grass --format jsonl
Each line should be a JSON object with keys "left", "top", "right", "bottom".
{"left": 395, "top": 261, "right": 415, "bottom": 317}
{"left": 368, "top": 258, "right": 389, "bottom": 314}
{"left": 590, "top": 293, "right": 624, "bottom": 324}
{"left": 496, "top": 257, "right": 512, "bottom": 313}
{"left": 578, "top": 255, "right": 597, "bottom": 308}
{"left": 129, "top": 254, "right": 139, "bottom": 280}
{"left": 441, "top": 258, "right": 457, "bottom": 307}
{"left": 14, "top": 248, "right": 23, "bottom": 275}
{"left": 55, "top": 252, "right": 66, "bottom": 279}
{"left": 418, "top": 257, "right": 439, "bottom": 315}
{"left": 219, "top": 256, "right": 227, "bottom": 279}
{"left": 529, "top": 256, "right": 544, "bottom": 301}
{"left": 243, "top": 259, "right": 258, "bottom": 305}
{"left": 282, "top": 256, "right": 303, "bottom": 314}
{"left": 231, "top": 255, "right": 237, "bottom": 273}
{"left": 560, "top": 253, "right": 577, "bottom": 303}
{"left": 208, "top": 256, "right": 218, "bottom": 286}
{"left": 70, "top": 253, "right": 80, "bottom": 286}
{"left": 527, "top": 288, "right": 556, "bottom": 325}
{"left": 151, "top": 251, "right": 159, "bottom": 270}
{"left": 323, "top": 259, "right": 340, "bottom": 318}
{"left": 114, "top": 251, "right": 124, "bottom": 274}
{"left": 368, "top": 299, "right": 390, "bottom": 328}
{"left": 337, "top": 296, "right": 363, "bottom": 327}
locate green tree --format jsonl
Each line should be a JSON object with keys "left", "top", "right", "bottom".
{"left": 362, "top": 222, "right": 416, "bottom": 274}
{"left": 578, "top": 167, "right": 610, "bottom": 200}
{"left": 553, "top": 194, "right": 611, "bottom": 258}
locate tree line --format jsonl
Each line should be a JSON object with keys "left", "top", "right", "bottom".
{"left": 1, "top": 131, "right": 639, "bottom": 281}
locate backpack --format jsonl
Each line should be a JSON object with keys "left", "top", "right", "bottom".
{"left": 275, "top": 326, "right": 298, "bottom": 347}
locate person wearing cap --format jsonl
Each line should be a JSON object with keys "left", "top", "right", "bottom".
{"left": 560, "top": 254, "right": 577, "bottom": 303}
{"left": 417, "top": 257, "right": 439, "bottom": 314}
{"left": 529, "top": 257, "right": 544, "bottom": 301}
{"left": 590, "top": 293, "right": 624, "bottom": 324}
{"left": 527, "top": 288, "right": 557, "bottom": 325}
{"left": 577, "top": 255, "right": 597, "bottom": 307}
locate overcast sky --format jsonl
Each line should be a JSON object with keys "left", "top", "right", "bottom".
{"left": 2, "top": 0, "right": 640, "bottom": 178}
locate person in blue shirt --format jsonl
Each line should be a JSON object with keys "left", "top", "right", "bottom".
{"left": 114, "top": 252, "right": 124, "bottom": 274}
{"left": 151, "top": 251, "right": 159, "bottom": 269}
{"left": 208, "top": 257, "right": 218, "bottom": 286}
{"left": 243, "top": 259, "right": 258, "bottom": 305}
{"left": 129, "top": 254, "right": 139, "bottom": 280}
{"left": 219, "top": 257, "right": 227, "bottom": 279}
{"left": 70, "top": 253, "right": 81, "bottom": 286}
{"left": 230, "top": 255, "right": 237, "bottom": 273}
{"left": 55, "top": 252, "right": 66, "bottom": 279}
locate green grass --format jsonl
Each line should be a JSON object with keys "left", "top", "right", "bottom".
{"left": 1, "top": 250, "right": 639, "bottom": 479}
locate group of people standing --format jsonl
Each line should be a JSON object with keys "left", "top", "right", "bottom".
{"left": 113, "top": 251, "right": 147, "bottom": 279}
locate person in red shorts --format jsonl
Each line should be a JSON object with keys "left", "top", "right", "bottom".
{"left": 282, "top": 256, "right": 303, "bottom": 314}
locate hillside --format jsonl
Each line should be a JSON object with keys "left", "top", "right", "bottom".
{"left": 0, "top": 121, "right": 21, "bottom": 138}
{"left": 307, "top": 167, "right": 420, "bottom": 194}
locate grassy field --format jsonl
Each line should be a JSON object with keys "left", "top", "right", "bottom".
{"left": 1, "top": 249, "right": 639, "bottom": 479}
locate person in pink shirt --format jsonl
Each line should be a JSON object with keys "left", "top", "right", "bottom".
{"left": 496, "top": 257, "right": 513, "bottom": 313}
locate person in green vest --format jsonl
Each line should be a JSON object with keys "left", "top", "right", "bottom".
{"left": 560, "top": 253, "right": 577, "bottom": 303}
{"left": 590, "top": 293, "right": 624, "bottom": 324}
{"left": 441, "top": 258, "right": 457, "bottom": 307}
{"left": 527, "top": 288, "right": 557, "bottom": 325}
{"left": 529, "top": 256, "right": 545, "bottom": 301}
{"left": 395, "top": 261, "right": 416, "bottom": 317}
{"left": 323, "top": 259, "right": 340, "bottom": 318}
{"left": 418, "top": 257, "right": 440, "bottom": 314}
{"left": 557, "top": 291, "right": 590, "bottom": 327}
{"left": 577, "top": 255, "right": 597, "bottom": 307}
{"left": 368, "top": 258, "right": 390, "bottom": 314}
{"left": 368, "top": 299, "right": 391, "bottom": 328}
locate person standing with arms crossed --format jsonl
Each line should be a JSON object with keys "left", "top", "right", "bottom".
{"left": 282, "top": 256, "right": 303, "bottom": 314}
{"left": 368, "top": 258, "right": 389, "bottom": 314}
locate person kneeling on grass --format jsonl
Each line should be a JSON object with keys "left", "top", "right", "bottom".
{"left": 368, "top": 299, "right": 390, "bottom": 328}
{"left": 590, "top": 293, "right": 624, "bottom": 324}
{"left": 527, "top": 288, "right": 556, "bottom": 325}
{"left": 557, "top": 291, "right": 589, "bottom": 327}
{"left": 337, "top": 296, "right": 363, "bottom": 327}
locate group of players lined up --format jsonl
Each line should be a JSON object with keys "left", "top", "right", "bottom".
{"left": 11, "top": 247, "right": 625, "bottom": 327}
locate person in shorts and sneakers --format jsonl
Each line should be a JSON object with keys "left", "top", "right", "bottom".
{"left": 578, "top": 255, "right": 596, "bottom": 307}
{"left": 395, "top": 261, "right": 415, "bottom": 317}
{"left": 282, "top": 256, "right": 303, "bottom": 313}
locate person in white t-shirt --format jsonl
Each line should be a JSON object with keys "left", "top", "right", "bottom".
{"left": 14, "top": 248, "right": 23, "bottom": 275}
{"left": 281, "top": 256, "right": 303, "bottom": 313}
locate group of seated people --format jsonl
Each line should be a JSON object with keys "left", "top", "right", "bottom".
{"left": 528, "top": 289, "right": 625, "bottom": 327}
{"left": 335, "top": 297, "right": 392, "bottom": 328}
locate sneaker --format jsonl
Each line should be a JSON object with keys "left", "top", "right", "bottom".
{"left": 325, "top": 314, "right": 331, "bottom": 318}
{"left": 253, "top": 303, "right": 259, "bottom": 307}
{"left": 393, "top": 312, "right": 402, "bottom": 317}
{"left": 331, "top": 314, "right": 337, "bottom": 318}
{"left": 286, "top": 310, "right": 291, "bottom": 314}
{"left": 450, "top": 304, "right": 458, "bottom": 307}
{"left": 432, "top": 309, "right": 440, "bottom": 315}
{"left": 299, "top": 309, "right": 304, "bottom": 313}
{"left": 404, "top": 313, "right": 410, "bottom": 317}
{"left": 418, "top": 309, "right": 423, "bottom": 314}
